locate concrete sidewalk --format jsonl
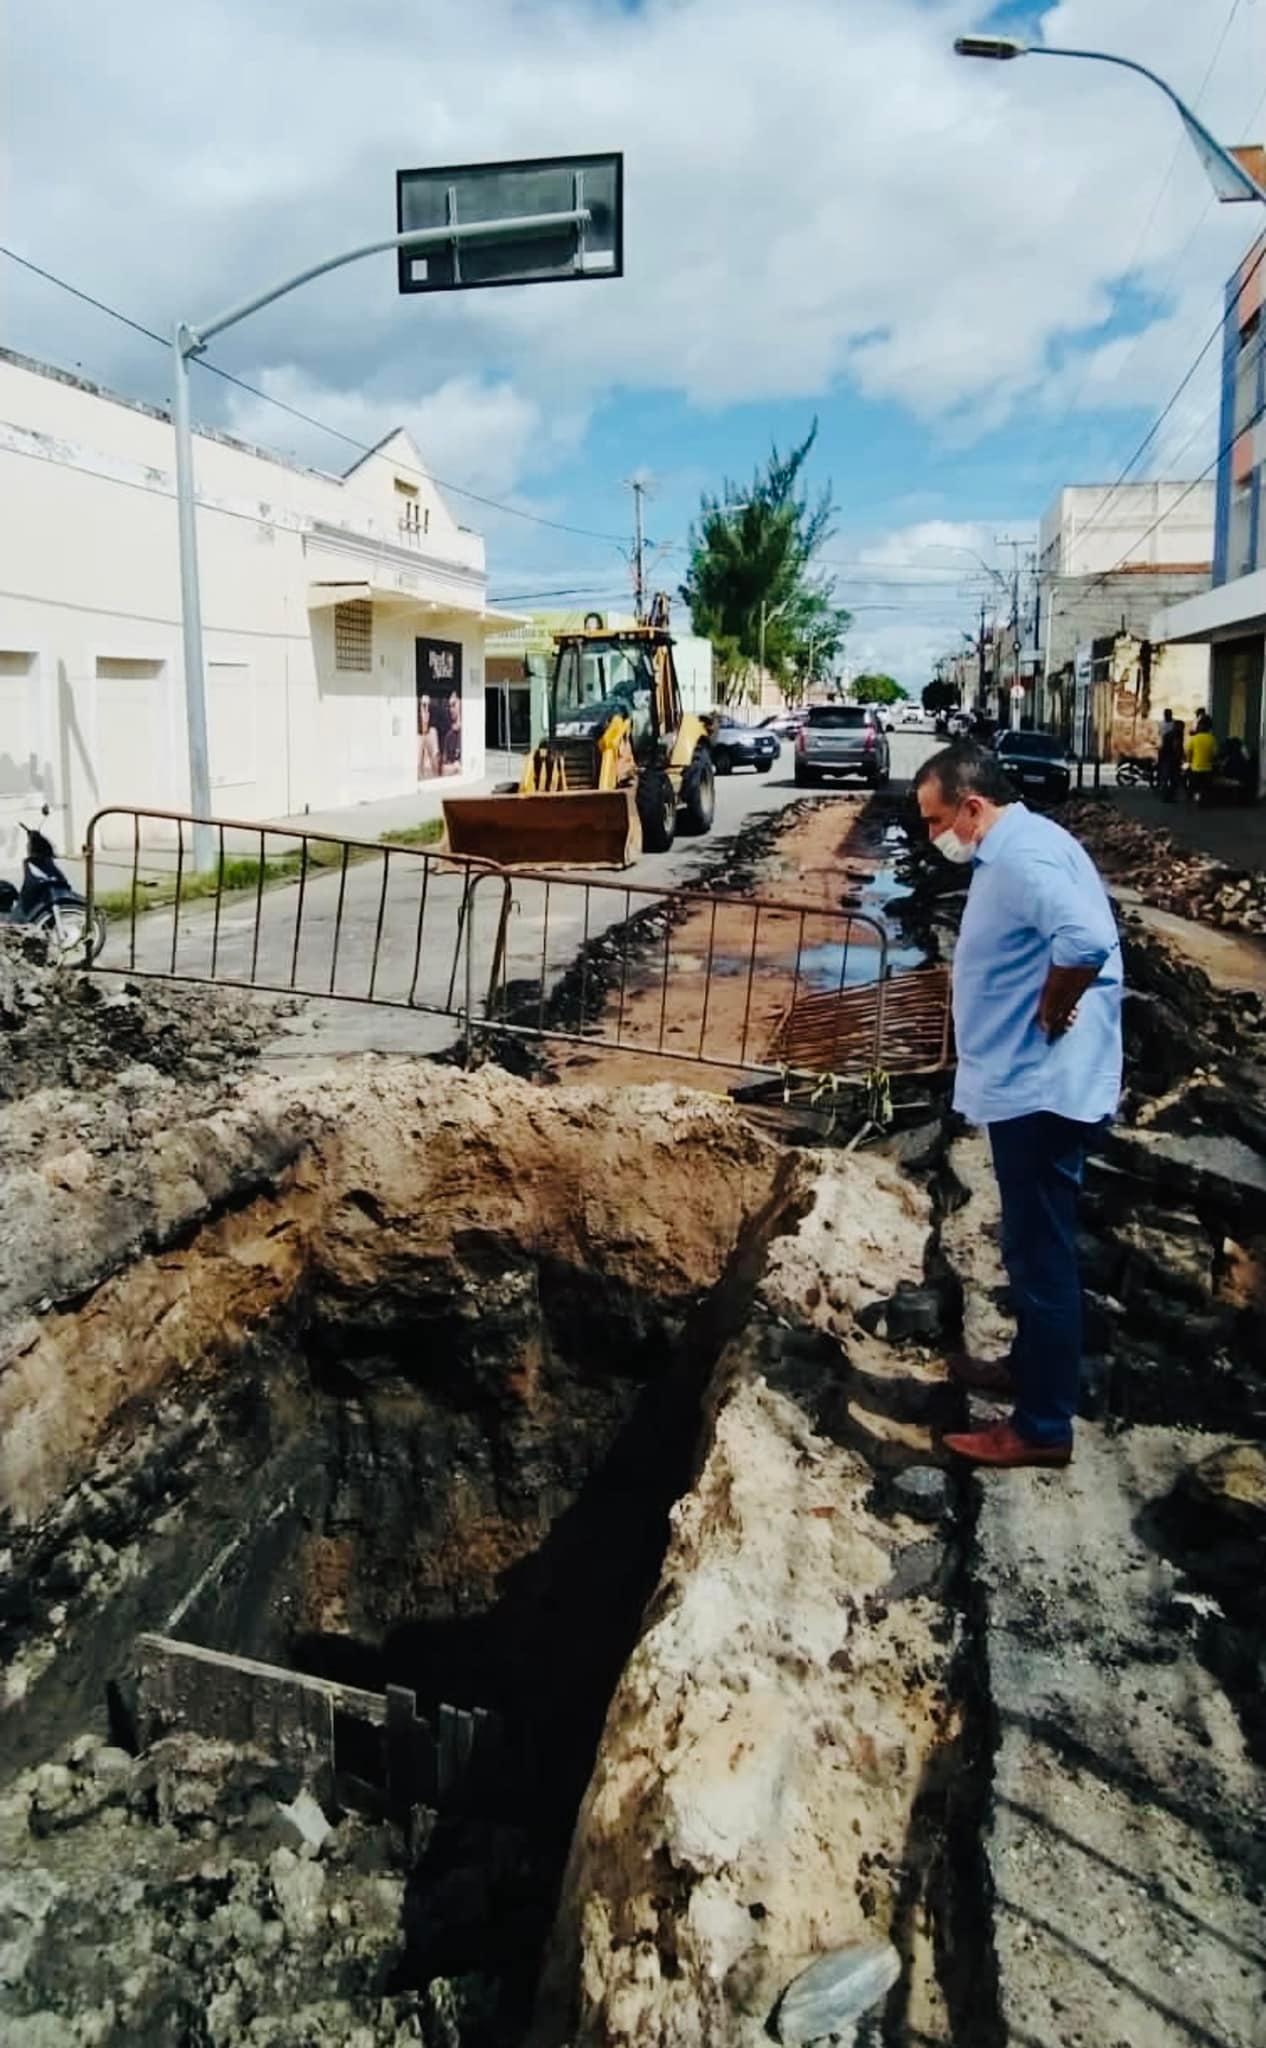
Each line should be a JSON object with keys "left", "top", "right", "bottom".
{"left": 70, "top": 754, "right": 526, "bottom": 891}
{"left": 1110, "top": 786, "right": 1266, "bottom": 871}
{"left": 267, "top": 751, "right": 526, "bottom": 844}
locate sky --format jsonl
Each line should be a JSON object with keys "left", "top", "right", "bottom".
{"left": 2, "top": 0, "right": 1264, "bottom": 685}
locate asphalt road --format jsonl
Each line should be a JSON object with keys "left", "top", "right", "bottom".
{"left": 98, "top": 729, "right": 935, "bottom": 1067}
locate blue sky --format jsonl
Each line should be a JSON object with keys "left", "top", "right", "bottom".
{"left": 3, "top": 0, "right": 1263, "bottom": 681}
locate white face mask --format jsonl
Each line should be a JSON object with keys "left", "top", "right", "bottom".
{"left": 932, "top": 808, "right": 977, "bottom": 865}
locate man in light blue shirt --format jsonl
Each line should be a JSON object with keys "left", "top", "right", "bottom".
{"left": 915, "top": 742, "right": 1123, "bottom": 1470}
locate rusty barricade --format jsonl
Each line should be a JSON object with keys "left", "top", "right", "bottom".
{"left": 83, "top": 806, "right": 498, "bottom": 1024}
{"left": 82, "top": 807, "right": 952, "bottom": 1084}
{"left": 462, "top": 863, "right": 941, "bottom": 1081}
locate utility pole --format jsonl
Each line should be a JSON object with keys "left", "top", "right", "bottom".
{"left": 978, "top": 598, "right": 988, "bottom": 715}
{"left": 996, "top": 533, "right": 1029, "bottom": 718}
{"left": 169, "top": 176, "right": 612, "bottom": 869}
{"left": 627, "top": 477, "right": 649, "bottom": 624}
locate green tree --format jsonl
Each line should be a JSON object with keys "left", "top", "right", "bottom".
{"left": 679, "top": 423, "right": 852, "bottom": 706}
{"left": 852, "top": 673, "right": 906, "bottom": 706}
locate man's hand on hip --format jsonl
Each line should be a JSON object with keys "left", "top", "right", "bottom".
{"left": 1038, "top": 964, "right": 1098, "bottom": 1040}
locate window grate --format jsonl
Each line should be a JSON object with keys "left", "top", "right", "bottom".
{"left": 335, "top": 599, "right": 373, "bottom": 672}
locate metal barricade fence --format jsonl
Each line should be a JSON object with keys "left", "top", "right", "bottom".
{"left": 463, "top": 864, "right": 898, "bottom": 1079}
{"left": 83, "top": 806, "right": 494, "bottom": 1024}
{"left": 83, "top": 808, "right": 952, "bottom": 1083}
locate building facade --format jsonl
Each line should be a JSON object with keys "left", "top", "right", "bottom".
{"left": 0, "top": 349, "right": 516, "bottom": 866}
{"left": 1154, "top": 233, "right": 1266, "bottom": 795}
{"left": 1037, "top": 483, "right": 1214, "bottom": 741}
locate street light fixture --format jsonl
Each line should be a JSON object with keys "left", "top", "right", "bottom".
{"left": 172, "top": 154, "right": 622, "bottom": 867}
{"left": 954, "top": 36, "right": 1266, "bottom": 205}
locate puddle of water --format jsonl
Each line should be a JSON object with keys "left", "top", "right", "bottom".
{"left": 804, "top": 832, "right": 931, "bottom": 987}
{"left": 799, "top": 938, "right": 929, "bottom": 988}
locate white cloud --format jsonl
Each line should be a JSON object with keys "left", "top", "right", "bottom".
{"left": 219, "top": 365, "right": 588, "bottom": 505}
{"left": 827, "top": 519, "right": 1040, "bottom": 688}
{"left": 6, "top": 0, "right": 1260, "bottom": 430}
{"left": 2, "top": 0, "right": 1260, "bottom": 661}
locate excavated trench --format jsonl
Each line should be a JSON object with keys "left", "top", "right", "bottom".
{"left": 0, "top": 1075, "right": 818, "bottom": 2044}
{"left": 3, "top": 797, "right": 1265, "bottom": 2048}
{"left": 0, "top": 1024, "right": 1003, "bottom": 2048}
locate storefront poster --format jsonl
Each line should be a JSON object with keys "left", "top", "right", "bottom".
{"left": 416, "top": 637, "right": 463, "bottom": 780}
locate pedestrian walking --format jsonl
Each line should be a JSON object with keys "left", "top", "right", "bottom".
{"left": 915, "top": 742, "right": 1123, "bottom": 1470}
{"left": 1156, "top": 706, "right": 1182, "bottom": 802}
{"left": 1184, "top": 710, "right": 1217, "bottom": 803}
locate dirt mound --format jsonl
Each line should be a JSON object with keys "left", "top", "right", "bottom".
{"left": 1062, "top": 797, "right": 1266, "bottom": 934}
{"left": 0, "top": 930, "right": 281, "bottom": 1105}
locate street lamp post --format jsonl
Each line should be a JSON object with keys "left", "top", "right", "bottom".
{"left": 173, "top": 205, "right": 597, "bottom": 868}
{"left": 757, "top": 597, "right": 792, "bottom": 701}
{"left": 954, "top": 36, "right": 1266, "bottom": 205}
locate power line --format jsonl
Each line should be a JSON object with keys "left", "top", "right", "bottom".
{"left": 1064, "top": 391, "right": 1266, "bottom": 614}
{"left": 1046, "top": 232, "right": 1266, "bottom": 567}
{"left": 0, "top": 241, "right": 627, "bottom": 546}
{"left": 1053, "top": 13, "right": 1255, "bottom": 434}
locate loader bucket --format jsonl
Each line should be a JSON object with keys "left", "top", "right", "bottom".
{"left": 442, "top": 788, "right": 641, "bottom": 869}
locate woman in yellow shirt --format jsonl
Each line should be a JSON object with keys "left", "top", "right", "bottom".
{"left": 1185, "top": 712, "right": 1217, "bottom": 801}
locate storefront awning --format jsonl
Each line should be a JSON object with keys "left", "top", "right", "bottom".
{"left": 1154, "top": 568, "right": 1266, "bottom": 646}
{"left": 306, "top": 577, "right": 525, "bottom": 629}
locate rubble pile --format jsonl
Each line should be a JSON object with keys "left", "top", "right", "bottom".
{"left": 1061, "top": 798, "right": 1266, "bottom": 934}
{"left": 0, "top": 1731, "right": 451, "bottom": 2048}
{"left": 0, "top": 928, "right": 283, "bottom": 1105}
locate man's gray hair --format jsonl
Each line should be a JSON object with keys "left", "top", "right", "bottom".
{"left": 914, "top": 741, "right": 1017, "bottom": 807}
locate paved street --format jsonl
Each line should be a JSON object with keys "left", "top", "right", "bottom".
{"left": 96, "top": 731, "right": 934, "bottom": 1067}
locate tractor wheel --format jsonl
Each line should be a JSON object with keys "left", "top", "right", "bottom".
{"left": 681, "top": 749, "right": 716, "bottom": 835}
{"left": 638, "top": 770, "right": 677, "bottom": 853}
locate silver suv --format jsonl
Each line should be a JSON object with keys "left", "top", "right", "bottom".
{"left": 794, "top": 704, "right": 891, "bottom": 788}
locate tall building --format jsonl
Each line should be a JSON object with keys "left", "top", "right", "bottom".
{"left": 1155, "top": 233, "right": 1266, "bottom": 794}
{"left": 1036, "top": 481, "right": 1213, "bottom": 754}
{"left": 1038, "top": 483, "right": 1214, "bottom": 681}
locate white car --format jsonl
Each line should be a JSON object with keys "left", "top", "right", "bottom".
{"left": 765, "top": 710, "right": 806, "bottom": 739}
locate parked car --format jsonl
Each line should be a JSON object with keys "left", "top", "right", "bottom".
{"left": 708, "top": 713, "right": 779, "bottom": 774}
{"left": 995, "top": 729, "right": 1072, "bottom": 803}
{"left": 794, "top": 704, "right": 891, "bottom": 788}
{"left": 766, "top": 709, "right": 806, "bottom": 740}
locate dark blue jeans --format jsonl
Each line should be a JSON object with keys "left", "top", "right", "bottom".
{"left": 987, "top": 1112, "right": 1093, "bottom": 1448}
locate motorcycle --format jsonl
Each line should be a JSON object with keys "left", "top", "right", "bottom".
{"left": 0, "top": 819, "right": 107, "bottom": 965}
{"left": 1115, "top": 755, "right": 1158, "bottom": 789}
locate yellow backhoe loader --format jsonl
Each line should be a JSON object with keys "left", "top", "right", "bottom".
{"left": 443, "top": 610, "right": 715, "bottom": 868}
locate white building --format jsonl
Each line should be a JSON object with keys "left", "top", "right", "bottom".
{"left": 1039, "top": 482, "right": 1217, "bottom": 578}
{"left": 0, "top": 348, "right": 517, "bottom": 865}
{"left": 1036, "top": 482, "right": 1213, "bottom": 731}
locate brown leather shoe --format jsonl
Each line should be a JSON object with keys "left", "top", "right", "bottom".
{"left": 945, "top": 1352, "right": 1015, "bottom": 1395}
{"left": 943, "top": 1420, "right": 1072, "bottom": 1469}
